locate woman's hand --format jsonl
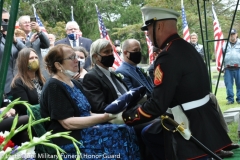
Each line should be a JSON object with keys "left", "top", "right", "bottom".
{"left": 0, "top": 107, "right": 16, "bottom": 119}
{"left": 108, "top": 112, "right": 125, "bottom": 124}
{"left": 104, "top": 113, "right": 117, "bottom": 121}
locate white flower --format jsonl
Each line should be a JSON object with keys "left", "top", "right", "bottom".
{"left": 14, "top": 146, "right": 35, "bottom": 159}
{"left": 115, "top": 73, "right": 124, "bottom": 79}
{"left": 0, "top": 131, "right": 10, "bottom": 137}
{"left": 32, "top": 137, "right": 41, "bottom": 143}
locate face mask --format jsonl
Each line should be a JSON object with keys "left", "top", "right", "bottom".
{"left": 78, "top": 59, "right": 85, "bottom": 68}
{"left": 128, "top": 51, "right": 142, "bottom": 64}
{"left": 64, "top": 70, "right": 77, "bottom": 78}
{"left": 28, "top": 60, "right": 39, "bottom": 71}
{"left": 67, "top": 33, "right": 77, "bottom": 40}
{"left": 98, "top": 54, "right": 115, "bottom": 67}
{"left": 60, "top": 64, "right": 78, "bottom": 78}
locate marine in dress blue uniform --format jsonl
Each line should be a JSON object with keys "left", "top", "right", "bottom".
{"left": 122, "top": 6, "right": 232, "bottom": 160}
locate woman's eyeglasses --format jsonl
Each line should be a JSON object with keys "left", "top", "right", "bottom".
{"left": 63, "top": 54, "right": 77, "bottom": 61}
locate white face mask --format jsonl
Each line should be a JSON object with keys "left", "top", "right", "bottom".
{"left": 78, "top": 58, "right": 85, "bottom": 68}
{"left": 60, "top": 65, "right": 78, "bottom": 78}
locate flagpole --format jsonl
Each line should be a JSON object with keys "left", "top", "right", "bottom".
{"left": 71, "top": 6, "right": 74, "bottom": 21}
{"left": 32, "top": 4, "right": 36, "bottom": 17}
{"left": 213, "top": 0, "right": 240, "bottom": 95}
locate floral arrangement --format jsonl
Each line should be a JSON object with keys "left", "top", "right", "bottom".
{"left": 115, "top": 73, "right": 124, "bottom": 80}
{"left": 0, "top": 98, "right": 81, "bottom": 160}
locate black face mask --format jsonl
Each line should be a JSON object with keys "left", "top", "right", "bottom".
{"left": 98, "top": 54, "right": 115, "bottom": 67}
{"left": 128, "top": 51, "right": 142, "bottom": 64}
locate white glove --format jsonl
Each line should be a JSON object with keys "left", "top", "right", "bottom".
{"left": 109, "top": 112, "right": 125, "bottom": 124}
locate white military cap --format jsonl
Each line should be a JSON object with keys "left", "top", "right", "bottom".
{"left": 141, "top": 6, "right": 180, "bottom": 31}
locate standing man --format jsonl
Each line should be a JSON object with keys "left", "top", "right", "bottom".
{"left": 190, "top": 32, "right": 204, "bottom": 59}
{"left": 0, "top": 9, "right": 26, "bottom": 97}
{"left": 115, "top": 39, "right": 153, "bottom": 97}
{"left": 18, "top": 15, "right": 50, "bottom": 79}
{"left": 55, "top": 21, "right": 92, "bottom": 70}
{"left": 122, "top": 6, "right": 232, "bottom": 160}
{"left": 222, "top": 28, "right": 240, "bottom": 105}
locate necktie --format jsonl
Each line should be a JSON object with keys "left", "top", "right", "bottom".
{"left": 136, "top": 67, "right": 153, "bottom": 93}
{"left": 110, "top": 73, "right": 126, "bottom": 95}
{"left": 26, "top": 35, "right": 30, "bottom": 41}
{"left": 73, "top": 40, "right": 76, "bottom": 47}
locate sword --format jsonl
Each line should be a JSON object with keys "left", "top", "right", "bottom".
{"left": 161, "top": 115, "right": 222, "bottom": 160}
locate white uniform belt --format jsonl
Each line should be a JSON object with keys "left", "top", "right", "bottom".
{"left": 166, "top": 94, "right": 210, "bottom": 114}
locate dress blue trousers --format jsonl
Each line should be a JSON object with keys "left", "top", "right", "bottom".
{"left": 224, "top": 68, "right": 240, "bottom": 102}
{"left": 141, "top": 122, "right": 209, "bottom": 160}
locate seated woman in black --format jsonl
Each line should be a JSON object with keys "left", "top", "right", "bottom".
{"left": 11, "top": 48, "right": 45, "bottom": 115}
{"left": 40, "top": 44, "right": 140, "bottom": 160}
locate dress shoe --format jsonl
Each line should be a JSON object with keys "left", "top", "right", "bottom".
{"left": 216, "top": 150, "right": 233, "bottom": 158}
{"left": 223, "top": 144, "right": 240, "bottom": 151}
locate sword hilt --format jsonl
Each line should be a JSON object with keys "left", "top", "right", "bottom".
{"left": 161, "top": 115, "right": 185, "bottom": 132}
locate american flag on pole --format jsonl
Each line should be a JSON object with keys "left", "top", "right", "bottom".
{"left": 33, "top": 5, "right": 47, "bottom": 33}
{"left": 212, "top": 2, "right": 224, "bottom": 71}
{"left": 181, "top": 0, "right": 190, "bottom": 42}
{"left": 95, "top": 4, "right": 122, "bottom": 69}
{"left": 144, "top": 31, "right": 153, "bottom": 64}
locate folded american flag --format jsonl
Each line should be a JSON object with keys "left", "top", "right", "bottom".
{"left": 104, "top": 86, "right": 146, "bottom": 114}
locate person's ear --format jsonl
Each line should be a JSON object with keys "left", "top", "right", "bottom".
{"left": 54, "top": 62, "right": 62, "bottom": 71}
{"left": 123, "top": 50, "right": 129, "bottom": 57}
{"left": 93, "top": 53, "right": 99, "bottom": 62}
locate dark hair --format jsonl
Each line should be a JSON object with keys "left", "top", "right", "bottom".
{"left": 73, "top": 46, "right": 88, "bottom": 58}
{"left": 44, "top": 44, "right": 73, "bottom": 74}
{"left": 11, "top": 48, "right": 45, "bottom": 89}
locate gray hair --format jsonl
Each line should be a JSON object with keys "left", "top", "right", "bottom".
{"left": 48, "top": 33, "right": 56, "bottom": 39}
{"left": 65, "top": 21, "right": 80, "bottom": 30}
{"left": 73, "top": 46, "right": 88, "bottom": 58}
{"left": 18, "top": 15, "right": 30, "bottom": 25}
{"left": 90, "top": 39, "right": 111, "bottom": 64}
{"left": 190, "top": 32, "right": 198, "bottom": 38}
{"left": 122, "top": 39, "right": 140, "bottom": 51}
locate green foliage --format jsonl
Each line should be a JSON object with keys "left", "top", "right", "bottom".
{"left": 3, "top": 0, "right": 238, "bottom": 63}
{"left": 0, "top": 98, "right": 81, "bottom": 159}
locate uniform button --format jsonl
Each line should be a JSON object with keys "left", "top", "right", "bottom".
{"left": 129, "top": 117, "right": 131, "bottom": 119}
{"left": 124, "top": 119, "right": 126, "bottom": 121}
{"left": 135, "top": 114, "right": 138, "bottom": 117}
